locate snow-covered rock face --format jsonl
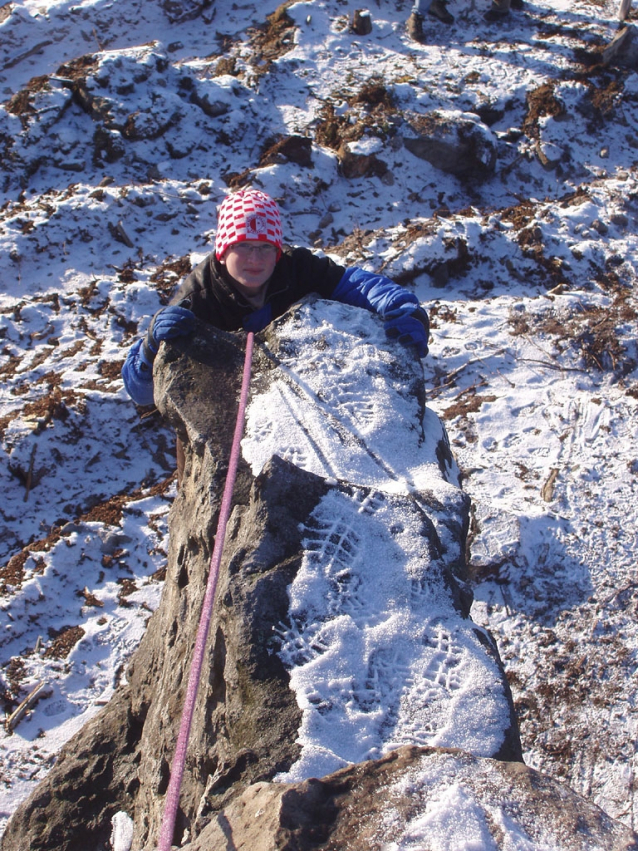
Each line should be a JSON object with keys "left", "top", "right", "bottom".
{"left": 276, "top": 485, "right": 515, "bottom": 780}
{"left": 243, "top": 298, "right": 457, "bottom": 492}
{"left": 186, "top": 746, "right": 638, "bottom": 851}
{"left": 242, "top": 301, "right": 519, "bottom": 777}
{"left": 403, "top": 109, "right": 498, "bottom": 175}
{"left": 0, "top": 303, "right": 522, "bottom": 850}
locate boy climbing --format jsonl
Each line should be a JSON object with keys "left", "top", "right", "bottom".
{"left": 122, "top": 188, "right": 429, "bottom": 407}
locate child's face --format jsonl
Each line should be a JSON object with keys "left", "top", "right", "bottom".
{"left": 221, "top": 240, "right": 278, "bottom": 291}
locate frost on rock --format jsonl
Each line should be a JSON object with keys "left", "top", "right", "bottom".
{"left": 185, "top": 746, "right": 638, "bottom": 851}
{"left": 109, "top": 811, "right": 134, "bottom": 851}
{"left": 243, "top": 298, "right": 460, "bottom": 492}
{"left": 242, "top": 300, "right": 521, "bottom": 779}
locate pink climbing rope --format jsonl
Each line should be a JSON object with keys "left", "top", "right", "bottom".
{"left": 157, "top": 331, "right": 255, "bottom": 851}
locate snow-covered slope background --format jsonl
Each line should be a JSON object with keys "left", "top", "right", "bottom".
{"left": 1, "top": 0, "right": 637, "bottom": 838}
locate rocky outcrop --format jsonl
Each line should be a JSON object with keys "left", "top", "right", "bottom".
{"left": 3, "top": 299, "right": 634, "bottom": 851}
{"left": 160, "top": 0, "right": 213, "bottom": 24}
{"left": 2, "top": 317, "right": 322, "bottom": 850}
{"left": 185, "top": 746, "right": 638, "bottom": 851}
{"left": 602, "top": 23, "right": 638, "bottom": 69}
{"left": 403, "top": 109, "right": 498, "bottom": 176}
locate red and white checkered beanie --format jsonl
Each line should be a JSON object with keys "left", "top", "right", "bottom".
{"left": 214, "top": 189, "right": 283, "bottom": 260}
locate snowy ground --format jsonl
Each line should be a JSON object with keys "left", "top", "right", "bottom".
{"left": 1, "top": 0, "right": 638, "bottom": 839}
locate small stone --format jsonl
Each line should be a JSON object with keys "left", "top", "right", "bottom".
{"left": 536, "top": 140, "right": 563, "bottom": 168}
{"left": 351, "top": 8, "right": 372, "bottom": 34}
{"left": 431, "top": 262, "right": 449, "bottom": 288}
{"left": 611, "top": 212, "right": 629, "bottom": 226}
{"left": 318, "top": 212, "right": 334, "bottom": 229}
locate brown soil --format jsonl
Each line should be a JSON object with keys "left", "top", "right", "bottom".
{"left": 79, "top": 588, "right": 104, "bottom": 608}
{"left": 500, "top": 200, "right": 537, "bottom": 229}
{"left": 44, "top": 625, "right": 86, "bottom": 659}
{"left": 4, "top": 658, "right": 27, "bottom": 706}
{"left": 78, "top": 475, "right": 176, "bottom": 527}
{"left": 0, "top": 385, "right": 81, "bottom": 442}
{"left": 315, "top": 82, "right": 397, "bottom": 156}
{"left": 0, "top": 551, "right": 32, "bottom": 591}
{"left": 117, "top": 577, "right": 137, "bottom": 605}
{"left": 428, "top": 303, "right": 459, "bottom": 327}
{"left": 523, "top": 82, "right": 564, "bottom": 139}
{"left": 56, "top": 54, "right": 99, "bottom": 82}
{"left": 315, "top": 103, "right": 348, "bottom": 151}
{"left": 98, "top": 359, "right": 125, "bottom": 382}
{"left": 509, "top": 291, "right": 636, "bottom": 374}
{"left": 248, "top": 3, "right": 297, "bottom": 73}
{"left": 443, "top": 390, "right": 498, "bottom": 419}
{"left": 150, "top": 255, "right": 193, "bottom": 304}
{"left": 6, "top": 76, "right": 50, "bottom": 126}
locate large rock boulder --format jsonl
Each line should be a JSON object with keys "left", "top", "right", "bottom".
{"left": 185, "top": 746, "right": 638, "bottom": 851}
{"left": 3, "top": 298, "right": 632, "bottom": 850}
{"left": 403, "top": 109, "right": 498, "bottom": 176}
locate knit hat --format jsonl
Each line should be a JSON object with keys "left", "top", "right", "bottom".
{"left": 214, "top": 189, "right": 283, "bottom": 260}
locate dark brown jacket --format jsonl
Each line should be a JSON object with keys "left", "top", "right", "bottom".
{"left": 170, "top": 246, "right": 346, "bottom": 330}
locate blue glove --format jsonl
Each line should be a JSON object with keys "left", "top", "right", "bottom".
{"left": 122, "top": 338, "right": 155, "bottom": 406}
{"left": 384, "top": 305, "right": 429, "bottom": 358}
{"left": 146, "top": 305, "right": 196, "bottom": 355}
{"left": 122, "top": 305, "right": 196, "bottom": 406}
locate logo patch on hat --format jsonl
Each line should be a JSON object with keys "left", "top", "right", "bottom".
{"left": 246, "top": 213, "right": 268, "bottom": 237}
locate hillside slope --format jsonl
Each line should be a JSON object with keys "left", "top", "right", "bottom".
{"left": 1, "top": 0, "right": 638, "bottom": 836}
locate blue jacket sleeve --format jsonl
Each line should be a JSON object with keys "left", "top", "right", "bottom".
{"left": 332, "top": 266, "right": 429, "bottom": 357}
{"left": 121, "top": 338, "right": 155, "bottom": 406}
{"left": 331, "top": 267, "right": 420, "bottom": 316}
